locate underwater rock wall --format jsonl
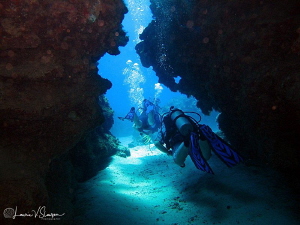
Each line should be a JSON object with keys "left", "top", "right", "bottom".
{"left": 45, "top": 96, "right": 122, "bottom": 221}
{"left": 0, "top": 0, "right": 127, "bottom": 223}
{"left": 136, "top": 0, "right": 300, "bottom": 171}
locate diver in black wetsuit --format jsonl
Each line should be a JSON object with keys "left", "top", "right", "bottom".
{"left": 155, "top": 107, "right": 243, "bottom": 174}
{"left": 119, "top": 99, "right": 161, "bottom": 144}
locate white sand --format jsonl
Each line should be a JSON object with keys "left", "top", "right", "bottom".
{"left": 73, "top": 136, "right": 299, "bottom": 225}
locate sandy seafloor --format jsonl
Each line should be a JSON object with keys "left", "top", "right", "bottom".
{"left": 73, "top": 136, "right": 299, "bottom": 225}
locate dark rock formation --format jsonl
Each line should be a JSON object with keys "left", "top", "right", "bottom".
{"left": 0, "top": 0, "right": 128, "bottom": 223}
{"left": 136, "top": 0, "right": 300, "bottom": 173}
{"left": 45, "top": 96, "right": 122, "bottom": 222}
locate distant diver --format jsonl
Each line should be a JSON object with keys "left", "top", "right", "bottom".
{"left": 154, "top": 107, "right": 243, "bottom": 174}
{"left": 118, "top": 99, "right": 161, "bottom": 144}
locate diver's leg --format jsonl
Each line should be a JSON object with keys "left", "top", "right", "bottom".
{"left": 147, "top": 110, "right": 155, "bottom": 127}
{"left": 133, "top": 112, "right": 142, "bottom": 129}
{"left": 198, "top": 139, "right": 212, "bottom": 161}
{"left": 172, "top": 142, "right": 189, "bottom": 167}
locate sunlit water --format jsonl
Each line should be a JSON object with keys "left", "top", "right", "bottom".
{"left": 98, "top": 0, "right": 219, "bottom": 137}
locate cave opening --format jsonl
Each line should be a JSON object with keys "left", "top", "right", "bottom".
{"left": 98, "top": 0, "right": 218, "bottom": 139}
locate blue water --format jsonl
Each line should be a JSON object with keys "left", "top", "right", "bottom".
{"left": 98, "top": 0, "right": 218, "bottom": 137}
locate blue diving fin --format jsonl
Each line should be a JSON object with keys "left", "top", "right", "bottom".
{"left": 189, "top": 132, "right": 214, "bottom": 174}
{"left": 198, "top": 125, "right": 243, "bottom": 167}
{"left": 118, "top": 107, "right": 135, "bottom": 122}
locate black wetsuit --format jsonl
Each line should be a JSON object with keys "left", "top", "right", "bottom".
{"left": 137, "top": 111, "right": 160, "bottom": 134}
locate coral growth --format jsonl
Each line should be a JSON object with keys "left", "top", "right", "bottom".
{"left": 0, "top": 0, "right": 128, "bottom": 223}
{"left": 136, "top": 0, "right": 300, "bottom": 172}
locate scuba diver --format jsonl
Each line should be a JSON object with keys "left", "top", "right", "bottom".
{"left": 155, "top": 107, "right": 243, "bottom": 174}
{"left": 119, "top": 99, "right": 161, "bottom": 144}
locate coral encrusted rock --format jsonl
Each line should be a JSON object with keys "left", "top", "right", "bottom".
{"left": 0, "top": 0, "right": 128, "bottom": 223}
{"left": 136, "top": 0, "right": 300, "bottom": 173}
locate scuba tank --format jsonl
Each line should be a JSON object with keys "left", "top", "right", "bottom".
{"left": 167, "top": 107, "right": 212, "bottom": 167}
{"left": 169, "top": 108, "right": 193, "bottom": 166}
{"left": 169, "top": 108, "right": 193, "bottom": 136}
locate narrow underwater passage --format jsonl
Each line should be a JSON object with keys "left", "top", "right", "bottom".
{"left": 73, "top": 137, "right": 299, "bottom": 225}
{"left": 73, "top": 0, "right": 300, "bottom": 224}
{"left": 98, "top": 0, "right": 219, "bottom": 136}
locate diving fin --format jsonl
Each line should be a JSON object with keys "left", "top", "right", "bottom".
{"left": 189, "top": 132, "right": 214, "bottom": 174}
{"left": 118, "top": 117, "right": 125, "bottom": 121}
{"left": 198, "top": 125, "right": 243, "bottom": 167}
{"left": 118, "top": 107, "right": 135, "bottom": 122}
